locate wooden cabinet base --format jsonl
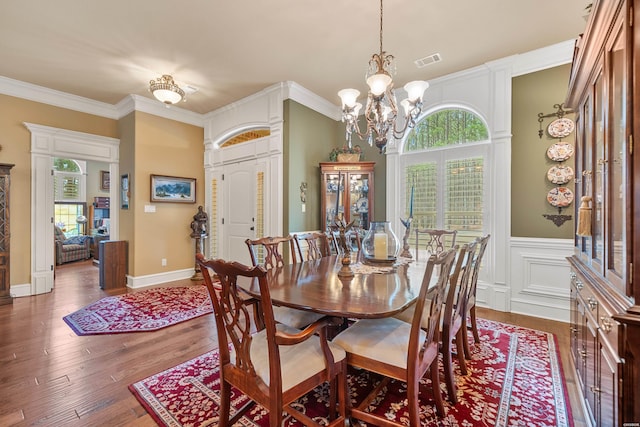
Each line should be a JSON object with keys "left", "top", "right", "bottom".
{"left": 99, "top": 240, "right": 128, "bottom": 290}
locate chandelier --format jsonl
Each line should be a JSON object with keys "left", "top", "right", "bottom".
{"left": 149, "top": 74, "right": 185, "bottom": 105}
{"left": 338, "top": 0, "right": 429, "bottom": 154}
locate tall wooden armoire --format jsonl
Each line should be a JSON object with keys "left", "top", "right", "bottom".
{"left": 0, "top": 163, "right": 14, "bottom": 305}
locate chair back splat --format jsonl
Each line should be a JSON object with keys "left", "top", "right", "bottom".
{"left": 332, "top": 246, "right": 458, "bottom": 425}
{"left": 245, "top": 235, "right": 298, "bottom": 269}
{"left": 414, "top": 228, "right": 457, "bottom": 260}
{"left": 196, "top": 253, "right": 347, "bottom": 427}
{"left": 292, "top": 231, "right": 331, "bottom": 261}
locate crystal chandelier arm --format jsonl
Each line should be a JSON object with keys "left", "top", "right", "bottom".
{"left": 392, "top": 98, "right": 423, "bottom": 140}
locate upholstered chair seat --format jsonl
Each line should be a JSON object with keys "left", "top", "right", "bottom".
{"left": 333, "top": 317, "right": 425, "bottom": 369}
{"left": 245, "top": 322, "right": 346, "bottom": 390}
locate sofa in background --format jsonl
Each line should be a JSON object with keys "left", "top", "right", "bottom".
{"left": 54, "top": 226, "right": 91, "bottom": 265}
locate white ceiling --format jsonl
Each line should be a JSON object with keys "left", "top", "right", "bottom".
{"left": 1, "top": 0, "right": 590, "bottom": 115}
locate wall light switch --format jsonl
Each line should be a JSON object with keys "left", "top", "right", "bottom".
{"left": 144, "top": 205, "right": 156, "bottom": 213}
{"left": 301, "top": 203, "right": 306, "bottom": 213}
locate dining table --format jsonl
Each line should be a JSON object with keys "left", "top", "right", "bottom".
{"left": 236, "top": 255, "right": 432, "bottom": 320}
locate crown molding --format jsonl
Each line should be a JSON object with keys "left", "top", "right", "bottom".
{"left": 510, "top": 39, "right": 576, "bottom": 77}
{"left": 0, "top": 75, "right": 120, "bottom": 119}
{"left": 117, "top": 95, "right": 206, "bottom": 127}
{"left": 284, "top": 81, "right": 342, "bottom": 121}
{"left": 0, "top": 75, "right": 335, "bottom": 127}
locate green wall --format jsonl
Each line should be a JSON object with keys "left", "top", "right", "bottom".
{"left": 283, "top": 99, "right": 388, "bottom": 233}
{"left": 511, "top": 64, "right": 575, "bottom": 238}
{"left": 284, "top": 100, "right": 340, "bottom": 233}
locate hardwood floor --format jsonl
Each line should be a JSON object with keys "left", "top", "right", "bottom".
{"left": 0, "top": 260, "right": 586, "bottom": 426}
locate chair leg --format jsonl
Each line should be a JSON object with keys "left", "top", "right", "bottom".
{"left": 269, "top": 396, "right": 283, "bottom": 427}
{"left": 407, "top": 376, "right": 421, "bottom": 426}
{"left": 430, "top": 360, "right": 445, "bottom": 417}
{"left": 328, "top": 377, "right": 338, "bottom": 420}
{"left": 441, "top": 333, "right": 457, "bottom": 404}
{"left": 461, "top": 319, "right": 473, "bottom": 360}
{"left": 470, "top": 306, "right": 480, "bottom": 343}
{"left": 219, "top": 379, "right": 231, "bottom": 426}
{"left": 455, "top": 330, "right": 468, "bottom": 376}
{"left": 337, "top": 362, "right": 347, "bottom": 422}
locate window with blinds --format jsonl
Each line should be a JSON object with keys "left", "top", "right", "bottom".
{"left": 53, "top": 158, "right": 86, "bottom": 202}
{"left": 402, "top": 108, "right": 489, "bottom": 245}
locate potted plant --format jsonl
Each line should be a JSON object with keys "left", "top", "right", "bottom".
{"left": 329, "top": 145, "right": 363, "bottom": 162}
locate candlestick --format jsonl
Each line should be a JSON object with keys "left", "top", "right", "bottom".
{"left": 409, "top": 184, "right": 414, "bottom": 218}
{"left": 335, "top": 172, "right": 341, "bottom": 220}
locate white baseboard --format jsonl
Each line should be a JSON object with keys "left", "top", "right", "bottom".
{"left": 126, "top": 268, "right": 196, "bottom": 289}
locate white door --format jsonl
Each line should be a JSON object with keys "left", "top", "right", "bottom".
{"left": 223, "top": 161, "right": 255, "bottom": 265}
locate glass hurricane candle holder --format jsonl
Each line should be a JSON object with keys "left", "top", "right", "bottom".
{"left": 362, "top": 221, "right": 400, "bottom": 265}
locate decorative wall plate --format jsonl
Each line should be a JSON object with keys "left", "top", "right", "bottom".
{"left": 547, "top": 165, "right": 575, "bottom": 184}
{"left": 547, "top": 117, "right": 575, "bottom": 138}
{"left": 547, "top": 187, "right": 574, "bottom": 208}
{"left": 547, "top": 143, "right": 574, "bottom": 162}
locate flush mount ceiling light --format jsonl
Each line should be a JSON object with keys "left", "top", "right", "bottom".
{"left": 338, "top": 0, "right": 429, "bottom": 154}
{"left": 149, "top": 74, "right": 185, "bottom": 105}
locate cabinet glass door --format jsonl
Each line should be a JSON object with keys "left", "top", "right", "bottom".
{"left": 348, "top": 172, "right": 371, "bottom": 231}
{"left": 593, "top": 70, "right": 605, "bottom": 272}
{"left": 608, "top": 24, "right": 628, "bottom": 292}
{"left": 324, "top": 172, "right": 342, "bottom": 230}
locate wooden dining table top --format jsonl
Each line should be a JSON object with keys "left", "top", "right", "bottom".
{"left": 236, "top": 255, "right": 431, "bottom": 319}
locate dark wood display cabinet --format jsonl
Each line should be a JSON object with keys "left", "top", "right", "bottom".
{"left": 319, "top": 161, "right": 375, "bottom": 232}
{"left": 565, "top": 0, "right": 640, "bottom": 424}
{"left": 0, "top": 163, "right": 14, "bottom": 305}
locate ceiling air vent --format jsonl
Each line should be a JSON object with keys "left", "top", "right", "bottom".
{"left": 414, "top": 53, "right": 442, "bottom": 69}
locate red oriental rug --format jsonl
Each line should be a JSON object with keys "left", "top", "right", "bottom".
{"left": 63, "top": 286, "right": 212, "bottom": 335}
{"left": 129, "top": 318, "right": 574, "bottom": 426}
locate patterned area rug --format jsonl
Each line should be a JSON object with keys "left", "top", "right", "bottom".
{"left": 129, "top": 318, "right": 574, "bottom": 426}
{"left": 63, "top": 286, "right": 212, "bottom": 335}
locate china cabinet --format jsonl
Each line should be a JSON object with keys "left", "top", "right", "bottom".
{"left": 0, "top": 163, "right": 14, "bottom": 305}
{"left": 565, "top": 0, "right": 640, "bottom": 425}
{"left": 319, "top": 162, "right": 374, "bottom": 232}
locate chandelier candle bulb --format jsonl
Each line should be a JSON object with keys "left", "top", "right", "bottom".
{"left": 374, "top": 232, "right": 388, "bottom": 259}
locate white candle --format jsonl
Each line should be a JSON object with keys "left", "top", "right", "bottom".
{"left": 373, "top": 232, "right": 388, "bottom": 259}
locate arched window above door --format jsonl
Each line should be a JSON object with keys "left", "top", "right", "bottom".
{"left": 220, "top": 129, "right": 271, "bottom": 148}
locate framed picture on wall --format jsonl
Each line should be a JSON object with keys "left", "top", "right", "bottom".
{"left": 121, "top": 174, "right": 130, "bottom": 209}
{"left": 100, "top": 170, "right": 110, "bottom": 190}
{"left": 150, "top": 174, "right": 196, "bottom": 203}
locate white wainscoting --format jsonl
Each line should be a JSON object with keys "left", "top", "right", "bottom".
{"left": 509, "top": 237, "right": 574, "bottom": 322}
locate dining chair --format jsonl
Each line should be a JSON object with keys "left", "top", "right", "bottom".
{"left": 245, "top": 235, "right": 325, "bottom": 329}
{"left": 196, "top": 254, "right": 348, "bottom": 427}
{"left": 333, "top": 247, "right": 458, "bottom": 424}
{"left": 292, "top": 231, "right": 331, "bottom": 261}
{"left": 414, "top": 228, "right": 457, "bottom": 260}
{"left": 439, "top": 240, "right": 477, "bottom": 402}
{"left": 392, "top": 241, "right": 477, "bottom": 403}
{"left": 461, "top": 234, "right": 491, "bottom": 356}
